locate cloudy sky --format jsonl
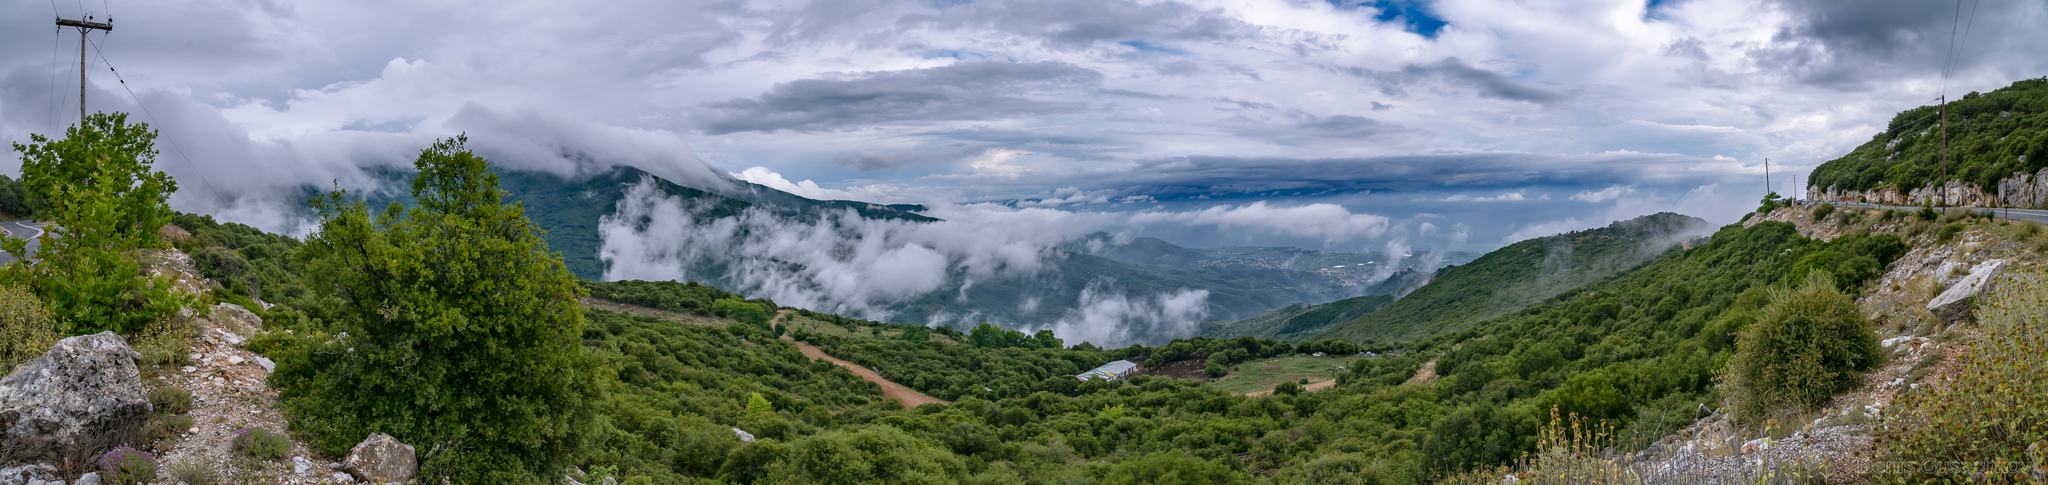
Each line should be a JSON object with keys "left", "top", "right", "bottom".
{"left": 4, "top": 0, "right": 2046, "bottom": 251}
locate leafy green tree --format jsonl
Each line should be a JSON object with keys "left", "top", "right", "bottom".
{"left": 3, "top": 112, "right": 186, "bottom": 334}
{"left": 714, "top": 297, "right": 771, "bottom": 327}
{"left": 273, "top": 136, "right": 599, "bottom": 483}
{"left": 0, "top": 175, "right": 32, "bottom": 219}
{"left": 1722, "top": 271, "right": 1884, "bottom": 421}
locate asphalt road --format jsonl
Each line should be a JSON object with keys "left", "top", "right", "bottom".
{"left": 1789, "top": 200, "right": 2048, "bottom": 225}
{"left": 0, "top": 220, "right": 43, "bottom": 264}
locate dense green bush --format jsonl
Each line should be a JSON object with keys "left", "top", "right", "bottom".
{"left": 1722, "top": 272, "right": 1883, "bottom": 421}
{"left": 1811, "top": 202, "right": 1835, "bottom": 220}
{"left": 712, "top": 297, "right": 772, "bottom": 327}
{"left": 967, "top": 322, "right": 1063, "bottom": 349}
{"left": 272, "top": 136, "right": 600, "bottom": 484}
{"left": 0, "top": 284, "right": 57, "bottom": 371}
{"left": 583, "top": 279, "right": 768, "bottom": 316}
{"left": 0, "top": 174, "right": 32, "bottom": 219}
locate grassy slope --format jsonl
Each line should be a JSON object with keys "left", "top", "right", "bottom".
{"left": 1808, "top": 77, "right": 2048, "bottom": 194}
{"left": 1315, "top": 212, "right": 1709, "bottom": 344}
{"left": 1208, "top": 355, "right": 1355, "bottom": 394}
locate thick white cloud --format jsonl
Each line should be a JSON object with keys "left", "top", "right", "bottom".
{"left": 3, "top": 0, "right": 2043, "bottom": 243}
{"left": 1129, "top": 201, "right": 1393, "bottom": 245}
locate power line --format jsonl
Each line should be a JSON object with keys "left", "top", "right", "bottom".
{"left": 83, "top": 34, "right": 218, "bottom": 197}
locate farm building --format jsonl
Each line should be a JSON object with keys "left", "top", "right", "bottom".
{"left": 1076, "top": 360, "right": 1139, "bottom": 381}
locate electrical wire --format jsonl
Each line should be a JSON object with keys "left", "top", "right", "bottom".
{"left": 49, "top": 20, "right": 62, "bottom": 133}
{"left": 1939, "top": 0, "right": 1965, "bottom": 97}
{"left": 83, "top": 34, "right": 218, "bottom": 196}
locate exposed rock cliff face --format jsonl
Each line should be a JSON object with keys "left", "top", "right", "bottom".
{"left": 1809, "top": 168, "right": 2048, "bottom": 208}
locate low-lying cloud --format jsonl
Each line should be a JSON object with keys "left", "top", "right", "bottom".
{"left": 594, "top": 176, "right": 1405, "bottom": 346}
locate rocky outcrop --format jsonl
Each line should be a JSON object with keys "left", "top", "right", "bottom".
{"left": 0, "top": 464, "right": 62, "bottom": 485}
{"left": 1811, "top": 168, "right": 2048, "bottom": 209}
{"left": 208, "top": 302, "right": 263, "bottom": 340}
{"left": 1928, "top": 259, "right": 2006, "bottom": 323}
{"left": 341, "top": 433, "right": 417, "bottom": 484}
{"left": 0, "top": 332, "right": 151, "bottom": 464}
{"left": 133, "top": 248, "right": 221, "bottom": 296}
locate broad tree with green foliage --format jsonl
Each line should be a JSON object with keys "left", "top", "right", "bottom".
{"left": 272, "top": 136, "right": 599, "bottom": 483}
{"left": 3, "top": 112, "right": 186, "bottom": 334}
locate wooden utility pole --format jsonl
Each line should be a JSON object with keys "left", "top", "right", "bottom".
{"left": 1764, "top": 158, "right": 1771, "bottom": 198}
{"left": 1940, "top": 95, "right": 1948, "bottom": 208}
{"left": 56, "top": 16, "right": 112, "bottom": 124}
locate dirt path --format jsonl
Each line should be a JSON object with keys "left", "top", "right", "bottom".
{"left": 1242, "top": 378, "right": 1337, "bottom": 397}
{"left": 780, "top": 335, "right": 947, "bottom": 409}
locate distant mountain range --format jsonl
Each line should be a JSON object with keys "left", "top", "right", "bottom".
{"left": 471, "top": 167, "right": 1479, "bottom": 338}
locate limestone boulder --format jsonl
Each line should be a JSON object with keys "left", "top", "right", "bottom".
{"left": 209, "top": 302, "right": 263, "bottom": 340}
{"left": 1928, "top": 259, "right": 2006, "bottom": 323}
{"left": 0, "top": 332, "right": 151, "bottom": 464}
{"left": 341, "top": 433, "right": 417, "bottom": 484}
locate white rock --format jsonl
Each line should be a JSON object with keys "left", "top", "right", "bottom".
{"left": 180, "top": 366, "right": 196, "bottom": 373}
{"left": 330, "top": 472, "right": 356, "bottom": 483}
{"left": 73, "top": 472, "right": 99, "bottom": 485}
{"left": 294, "top": 455, "right": 318, "bottom": 476}
{"left": 1928, "top": 259, "right": 2006, "bottom": 322}
{"left": 227, "top": 355, "right": 245, "bottom": 366}
{"left": 733, "top": 427, "right": 755, "bottom": 443}
{"left": 253, "top": 355, "right": 275, "bottom": 373}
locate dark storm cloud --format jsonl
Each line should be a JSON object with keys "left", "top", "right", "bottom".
{"left": 929, "top": 151, "right": 1728, "bottom": 197}
{"left": 830, "top": 144, "right": 990, "bottom": 172}
{"left": 1751, "top": 0, "right": 2048, "bottom": 88}
{"left": 692, "top": 60, "right": 1104, "bottom": 134}
{"left": 1344, "top": 58, "right": 1566, "bottom": 103}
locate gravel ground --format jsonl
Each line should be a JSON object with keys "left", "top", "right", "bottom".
{"left": 141, "top": 317, "right": 353, "bottom": 484}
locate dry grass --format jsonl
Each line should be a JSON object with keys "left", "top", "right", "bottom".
{"left": 1436, "top": 409, "right": 1829, "bottom": 485}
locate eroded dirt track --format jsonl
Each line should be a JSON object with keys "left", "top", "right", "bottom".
{"left": 781, "top": 335, "right": 947, "bottom": 409}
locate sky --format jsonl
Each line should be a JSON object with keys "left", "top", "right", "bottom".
{"left": 3, "top": 0, "right": 2047, "bottom": 253}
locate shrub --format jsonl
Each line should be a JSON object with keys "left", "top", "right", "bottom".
{"left": 0, "top": 284, "right": 57, "bottom": 371}
{"left": 164, "top": 458, "right": 218, "bottom": 485}
{"left": 97, "top": 446, "right": 157, "bottom": 485}
{"left": 1874, "top": 269, "right": 2048, "bottom": 482}
{"left": 231, "top": 426, "right": 290, "bottom": 460}
{"left": 1205, "top": 362, "right": 1227, "bottom": 378}
{"left": 1917, "top": 204, "right": 1939, "bottom": 221}
{"left": 1937, "top": 223, "right": 1967, "bottom": 243}
{"left": 1811, "top": 203, "right": 1835, "bottom": 220}
{"left": 148, "top": 387, "right": 193, "bottom": 415}
{"left": 1274, "top": 380, "right": 1302, "bottom": 396}
{"left": 1722, "top": 271, "right": 1884, "bottom": 421}
{"left": 273, "top": 136, "right": 600, "bottom": 484}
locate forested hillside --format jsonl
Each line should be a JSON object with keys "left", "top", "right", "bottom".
{"left": 1313, "top": 212, "right": 1710, "bottom": 343}
{"left": 1202, "top": 294, "right": 1394, "bottom": 341}
{"left": 1808, "top": 77, "right": 2048, "bottom": 193}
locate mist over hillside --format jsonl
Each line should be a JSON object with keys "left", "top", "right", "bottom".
{"left": 354, "top": 167, "right": 1462, "bottom": 347}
